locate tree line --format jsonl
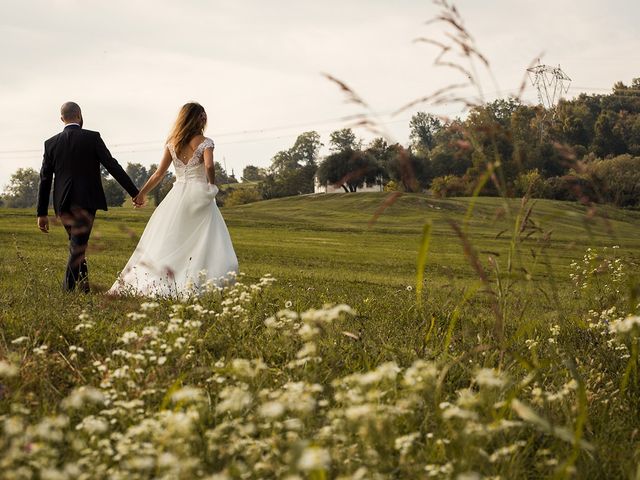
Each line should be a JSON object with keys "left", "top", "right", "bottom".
{"left": 229, "top": 76, "right": 640, "bottom": 207}
{"left": 3, "top": 77, "right": 639, "bottom": 208}
{"left": 1, "top": 159, "right": 237, "bottom": 209}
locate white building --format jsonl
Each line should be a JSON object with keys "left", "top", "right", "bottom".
{"left": 313, "top": 175, "right": 384, "bottom": 194}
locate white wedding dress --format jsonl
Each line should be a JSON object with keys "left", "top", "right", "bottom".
{"left": 108, "top": 137, "right": 238, "bottom": 297}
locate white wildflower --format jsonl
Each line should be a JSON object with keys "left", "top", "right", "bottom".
{"left": 474, "top": 368, "right": 507, "bottom": 388}
{"left": 61, "top": 387, "right": 105, "bottom": 410}
{"left": 610, "top": 315, "right": 640, "bottom": 334}
{"left": 140, "top": 301, "right": 159, "bottom": 311}
{"left": 394, "top": 432, "right": 420, "bottom": 456}
{"left": 345, "top": 404, "right": 375, "bottom": 421}
{"left": 76, "top": 415, "right": 109, "bottom": 434}
{"left": 171, "top": 387, "right": 205, "bottom": 404}
{"left": 259, "top": 401, "right": 286, "bottom": 419}
{"left": 216, "top": 386, "right": 252, "bottom": 413}
{"left": 0, "top": 360, "right": 19, "bottom": 378}
{"left": 298, "top": 447, "right": 330, "bottom": 471}
{"left": 120, "top": 331, "right": 138, "bottom": 344}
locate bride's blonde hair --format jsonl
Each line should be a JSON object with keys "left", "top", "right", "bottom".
{"left": 167, "top": 102, "right": 207, "bottom": 156}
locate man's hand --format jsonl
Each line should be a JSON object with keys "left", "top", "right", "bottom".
{"left": 132, "top": 194, "right": 146, "bottom": 208}
{"left": 37, "top": 216, "right": 49, "bottom": 233}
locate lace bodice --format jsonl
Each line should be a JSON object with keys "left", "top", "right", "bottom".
{"left": 167, "top": 137, "right": 214, "bottom": 183}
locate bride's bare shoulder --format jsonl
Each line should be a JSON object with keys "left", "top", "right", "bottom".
{"left": 191, "top": 134, "right": 206, "bottom": 146}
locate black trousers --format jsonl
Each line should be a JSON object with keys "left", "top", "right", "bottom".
{"left": 60, "top": 208, "right": 96, "bottom": 292}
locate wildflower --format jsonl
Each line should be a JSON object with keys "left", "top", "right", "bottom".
{"left": 140, "top": 301, "right": 159, "bottom": 311}
{"left": 298, "top": 447, "right": 330, "bottom": 471}
{"left": 33, "top": 344, "right": 49, "bottom": 355}
{"left": 394, "top": 432, "right": 420, "bottom": 456}
{"left": 61, "top": 387, "right": 105, "bottom": 410}
{"left": 345, "top": 404, "right": 375, "bottom": 421}
{"left": 216, "top": 386, "right": 252, "bottom": 413}
{"left": 259, "top": 401, "right": 285, "bottom": 419}
{"left": 296, "top": 342, "right": 317, "bottom": 359}
{"left": 403, "top": 360, "right": 437, "bottom": 388}
{"left": 343, "top": 361, "right": 400, "bottom": 387}
{"left": 474, "top": 368, "right": 507, "bottom": 388}
{"left": 440, "top": 404, "right": 479, "bottom": 421}
{"left": 0, "top": 360, "right": 19, "bottom": 378}
{"left": 171, "top": 386, "right": 205, "bottom": 404}
{"left": 231, "top": 358, "right": 266, "bottom": 378}
{"left": 76, "top": 415, "right": 109, "bottom": 434}
{"left": 120, "top": 331, "right": 138, "bottom": 344}
{"left": 456, "top": 473, "right": 481, "bottom": 480}
{"left": 610, "top": 315, "right": 640, "bottom": 334}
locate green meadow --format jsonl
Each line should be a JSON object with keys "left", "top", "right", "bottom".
{"left": 1, "top": 194, "right": 640, "bottom": 478}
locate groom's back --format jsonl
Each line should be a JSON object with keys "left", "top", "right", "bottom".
{"left": 45, "top": 127, "right": 106, "bottom": 212}
{"left": 37, "top": 102, "right": 139, "bottom": 218}
{"left": 47, "top": 128, "right": 101, "bottom": 176}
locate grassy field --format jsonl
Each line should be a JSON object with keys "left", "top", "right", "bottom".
{"left": 3, "top": 193, "right": 639, "bottom": 292}
{"left": 1, "top": 194, "right": 640, "bottom": 478}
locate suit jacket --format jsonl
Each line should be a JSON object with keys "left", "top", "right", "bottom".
{"left": 37, "top": 125, "right": 139, "bottom": 216}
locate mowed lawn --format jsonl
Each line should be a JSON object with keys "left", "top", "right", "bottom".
{"left": 1, "top": 193, "right": 639, "bottom": 300}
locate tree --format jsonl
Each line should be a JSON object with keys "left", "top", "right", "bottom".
{"left": 409, "top": 112, "right": 442, "bottom": 155}
{"left": 265, "top": 131, "right": 322, "bottom": 197}
{"left": 290, "top": 131, "right": 323, "bottom": 167}
{"left": 270, "top": 150, "right": 297, "bottom": 175}
{"left": 148, "top": 164, "right": 175, "bottom": 205}
{"left": 242, "top": 165, "right": 267, "bottom": 182}
{"left": 125, "top": 163, "right": 149, "bottom": 189}
{"left": 385, "top": 145, "right": 429, "bottom": 192}
{"left": 329, "top": 128, "right": 360, "bottom": 153}
{"left": 3, "top": 168, "right": 40, "bottom": 208}
{"left": 260, "top": 164, "right": 317, "bottom": 199}
{"left": 102, "top": 178, "right": 126, "bottom": 206}
{"left": 316, "top": 150, "right": 381, "bottom": 192}
{"left": 214, "top": 162, "right": 237, "bottom": 185}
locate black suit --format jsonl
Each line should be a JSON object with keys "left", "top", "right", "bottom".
{"left": 37, "top": 124, "right": 139, "bottom": 291}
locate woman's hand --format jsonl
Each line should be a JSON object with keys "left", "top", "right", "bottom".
{"left": 133, "top": 193, "right": 146, "bottom": 208}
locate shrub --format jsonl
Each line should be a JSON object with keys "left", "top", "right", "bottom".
{"left": 430, "top": 175, "right": 469, "bottom": 198}
{"left": 224, "top": 187, "right": 263, "bottom": 206}
{"left": 383, "top": 180, "right": 399, "bottom": 192}
{"left": 585, "top": 154, "right": 640, "bottom": 207}
{"left": 544, "top": 175, "right": 596, "bottom": 202}
{"left": 514, "top": 169, "right": 549, "bottom": 198}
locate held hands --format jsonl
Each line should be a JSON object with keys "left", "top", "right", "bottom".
{"left": 132, "top": 194, "right": 146, "bottom": 208}
{"left": 37, "top": 216, "right": 49, "bottom": 233}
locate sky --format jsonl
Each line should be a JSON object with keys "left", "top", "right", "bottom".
{"left": 1, "top": 0, "right": 638, "bottom": 189}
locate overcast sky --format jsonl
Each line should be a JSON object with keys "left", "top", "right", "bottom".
{"left": 1, "top": 0, "right": 638, "bottom": 188}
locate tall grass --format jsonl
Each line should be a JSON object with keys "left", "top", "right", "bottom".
{"left": 1, "top": 1, "right": 640, "bottom": 478}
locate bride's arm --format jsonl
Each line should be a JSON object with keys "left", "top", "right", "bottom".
{"left": 203, "top": 146, "right": 215, "bottom": 185}
{"left": 134, "top": 147, "right": 172, "bottom": 205}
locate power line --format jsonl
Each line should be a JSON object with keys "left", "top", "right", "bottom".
{"left": 0, "top": 112, "right": 428, "bottom": 156}
{"left": 0, "top": 84, "right": 637, "bottom": 157}
{"left": 0, "top": 116, "right": 417, "bottom": 158}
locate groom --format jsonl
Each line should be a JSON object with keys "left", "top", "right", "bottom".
{"left": 36, "top": 102, "right": 140, "bottom": 292}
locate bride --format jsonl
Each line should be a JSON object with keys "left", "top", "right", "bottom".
{"left": 109, "top": 102, "right": 238, "bottom": 297}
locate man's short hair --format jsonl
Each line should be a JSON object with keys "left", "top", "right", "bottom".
{"left": 61, "top": 102, "right": 82, "bottom": 121}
